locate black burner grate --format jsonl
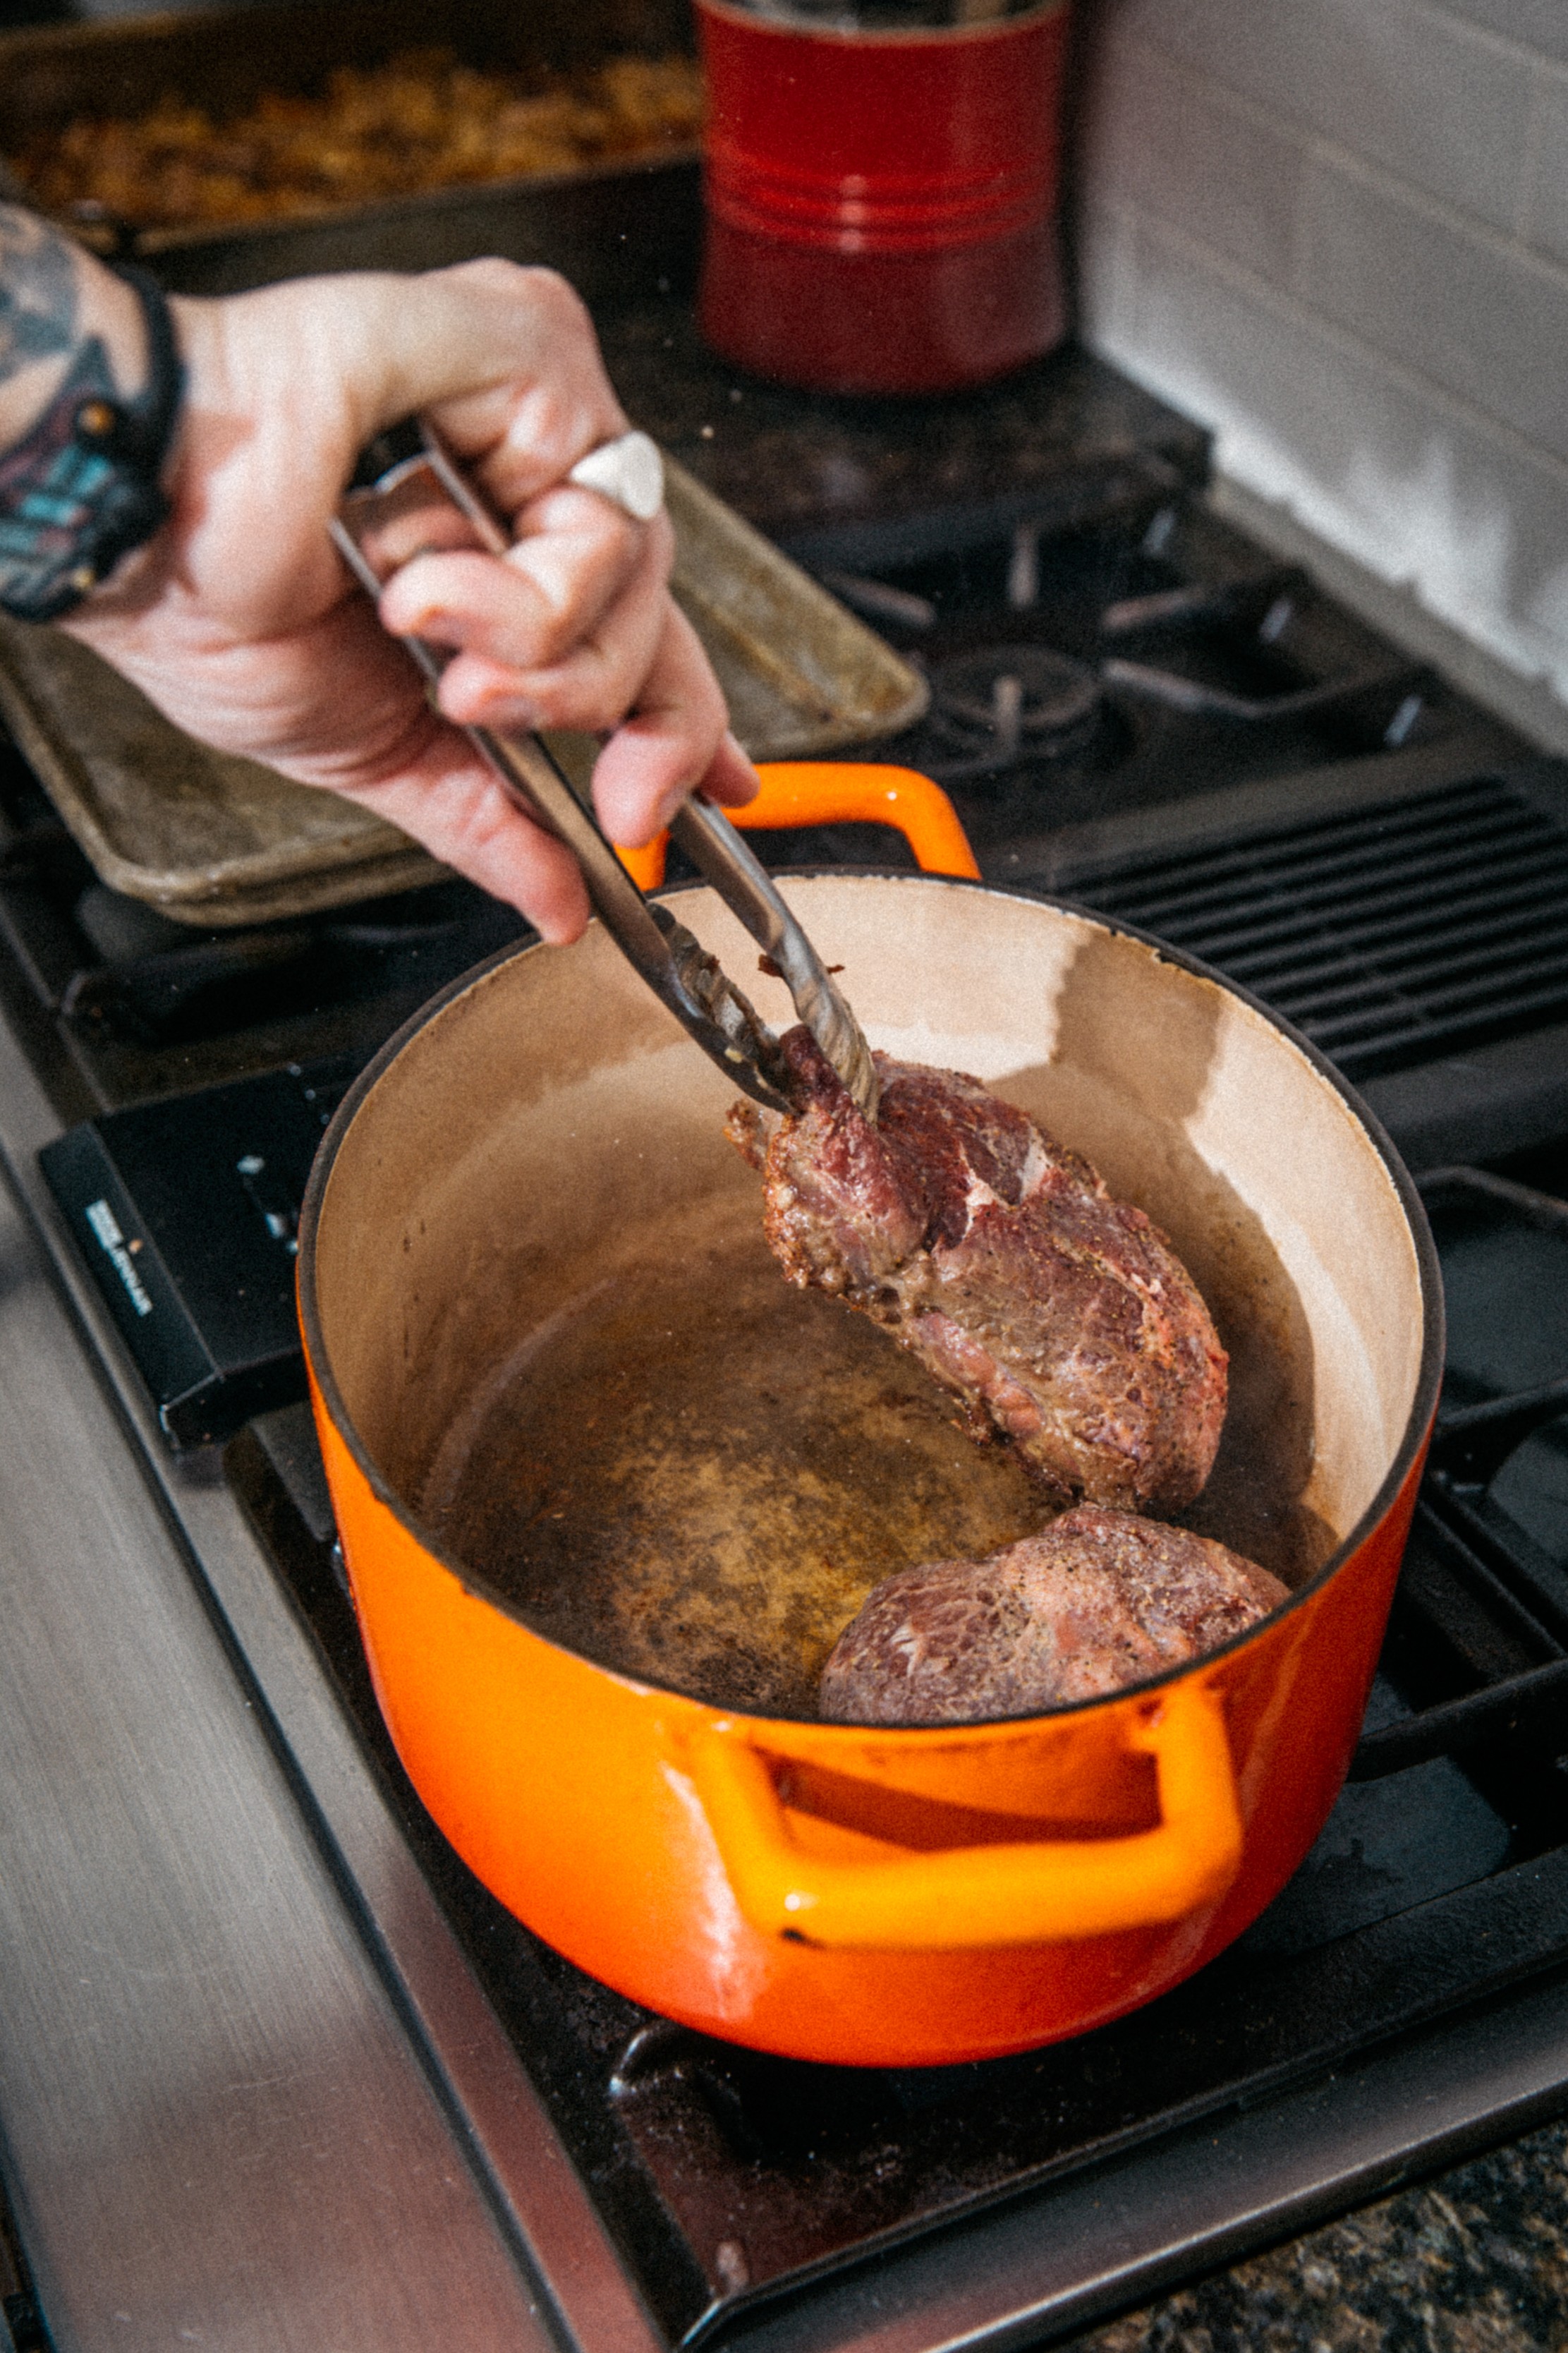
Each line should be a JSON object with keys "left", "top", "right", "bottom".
{"left": 1068, "top": 773, "right": 1568, "bottom": 1082}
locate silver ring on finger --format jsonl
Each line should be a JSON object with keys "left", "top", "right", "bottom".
{"left": 566, "top": 429, "right": 664, "bottom": 524}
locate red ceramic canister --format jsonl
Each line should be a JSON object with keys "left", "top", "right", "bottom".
{"left": 695, "top": 0, "right": 1071, "bottom": 394}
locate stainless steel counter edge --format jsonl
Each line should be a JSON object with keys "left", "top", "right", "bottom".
{"left": 0, "top": 1009, "right": 664, "bottom": 2353}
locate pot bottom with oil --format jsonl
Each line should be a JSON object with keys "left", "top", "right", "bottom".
{"left": 420, "top": 1191, "right": 1056, "bottom": 1715}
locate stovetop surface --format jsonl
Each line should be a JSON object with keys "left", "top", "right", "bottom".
{"left": 6, "top": 339, "right": 1568, "bottom": 2350}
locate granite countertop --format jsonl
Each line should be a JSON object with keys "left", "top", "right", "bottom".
{"left": 1069, "top": 2119, "right": 1568, "bottom": 2352}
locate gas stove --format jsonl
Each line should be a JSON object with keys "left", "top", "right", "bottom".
{"left": 0, "top": 343, "right": 1566, "bottom": 2353}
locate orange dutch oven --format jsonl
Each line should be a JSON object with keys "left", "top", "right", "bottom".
{"left": 298, "top": 768, "right": 1442, "bottom": 2069}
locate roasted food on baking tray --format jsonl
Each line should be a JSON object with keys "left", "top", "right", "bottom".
{"left": 727, "top": 1029, "right": 1229, "bottom": 1516}
{"left": 819, "top": 1507, "right": 1287, "bottom": 1724}
{"left": 8, "top": 49, "right": 705, "bottom": 232}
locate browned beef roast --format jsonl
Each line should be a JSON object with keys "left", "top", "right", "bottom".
{"left": 727, "top": 1030, "right": 1228, "bottom": 1513}
{"left": 819, "top": 1506, "right": 1287, "bottom": 1723}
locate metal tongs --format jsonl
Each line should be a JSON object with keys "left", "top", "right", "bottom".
{"left": 332, "top": 425, "right": 878, "bottom": 1122}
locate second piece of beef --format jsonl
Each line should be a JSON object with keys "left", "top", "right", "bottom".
{"left": 820, "top": 1506, "right": 1287, "bottom": 1723}
{"left": 728, "top": 1030, "right": 1227, "bottom": 1513}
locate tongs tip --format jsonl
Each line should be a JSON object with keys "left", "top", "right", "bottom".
{"left": 335, "top": 423, "right": 880, "bottom": 1120}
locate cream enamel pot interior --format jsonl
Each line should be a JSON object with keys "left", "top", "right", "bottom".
{"left": 298, "top": 876, "right": 1442, "bottom": 2068}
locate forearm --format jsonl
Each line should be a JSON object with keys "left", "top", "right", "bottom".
{"left": 1, "top": 206, "right": 187, "bottom": 623}
{"left": 0, "top": 206, "right": 150, "bottom": 451}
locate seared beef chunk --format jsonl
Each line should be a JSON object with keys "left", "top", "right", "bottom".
{"left": 819, "top": 1506, "right": 1287, "bottom": 1724}
{"left": 728, "top": 1030, "right": 1227, "bottom": 1513}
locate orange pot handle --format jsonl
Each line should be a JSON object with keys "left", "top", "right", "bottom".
{"left": 684, "top": 1682, "right": 1244, "bottom": 1951}
{"left": 618, "top": 763, "right": 980, "bottom": 893}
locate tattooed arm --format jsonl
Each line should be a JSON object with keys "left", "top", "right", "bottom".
{"left": 0, "top": 206, "right": 754, "bottom": 938}
{"left": 1, "top": 206, "right": 99, "bottom": 412}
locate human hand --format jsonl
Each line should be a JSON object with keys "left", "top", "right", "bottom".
{"left": 62, "top": 258, "right": 757, "bottom": 940}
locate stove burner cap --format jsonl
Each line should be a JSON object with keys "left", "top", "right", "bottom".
{"left": 931, "top": 645, "right": 1102, "bottom": 757}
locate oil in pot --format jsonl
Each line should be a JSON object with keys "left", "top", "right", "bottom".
{"left": 419, "top": 1190, "right": 1051, "bottom": 1716}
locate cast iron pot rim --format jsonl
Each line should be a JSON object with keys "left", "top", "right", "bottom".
{"left": 297, "top": 869, "right": 1446, "bottom": 1733}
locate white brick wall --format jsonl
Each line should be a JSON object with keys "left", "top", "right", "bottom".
{"left": 1075, "top": 0, "right": 1568, "bottom": 722}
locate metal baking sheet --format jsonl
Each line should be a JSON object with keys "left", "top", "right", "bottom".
{"left": 664, "top": 458, "right": 928, "bottom": 762}
{"left": 0, "top": 457, "right": 928, "bottom": 928}
{"left": 0, "top": 619, "right": 446, "bottom": 929}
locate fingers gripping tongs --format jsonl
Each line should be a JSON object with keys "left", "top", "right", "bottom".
{"left": 332, "top": 428, "right": 879, "bottom": 1121}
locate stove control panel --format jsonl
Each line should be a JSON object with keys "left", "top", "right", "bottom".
{"left": 40, "top": 1055, "right": 362, "bottom": 1447}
